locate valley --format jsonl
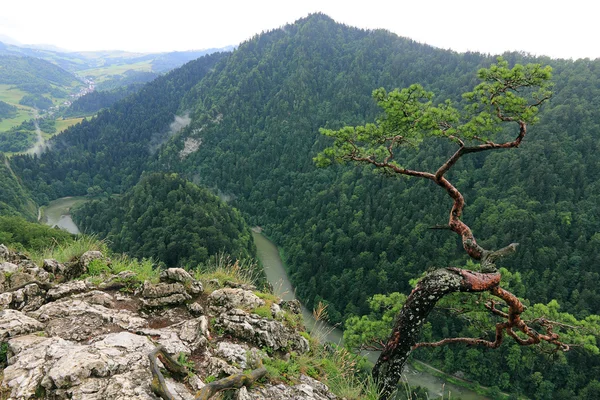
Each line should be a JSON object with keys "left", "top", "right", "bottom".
{"left": 40, "top": 195, "right": 488, "bottom": 399}
{"left": 1, "top": 12, "right": 600, "bottom": 400}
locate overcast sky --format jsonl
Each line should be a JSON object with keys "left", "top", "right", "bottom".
{"left": 1, "top": 0, "right": 597, "bottom": 60}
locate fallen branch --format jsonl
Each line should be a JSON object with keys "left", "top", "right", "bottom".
{"left": 148, "top": 345, "right": 267, "bottom": 400}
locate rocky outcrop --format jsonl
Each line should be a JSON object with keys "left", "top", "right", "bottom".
{"left": 237, "top": 375, "right": 338, "bottom": 400}
{"left": 208, "top": 288, "right": 264, "bottom": 311}
{"left": 215, "top": 308, "right": 309, "bottom": 353}
{"left": 140, "top": 283, "right": 191, "bottom": 308}
{"left": 0, "top": 245, "right": 335, "bottom": 400}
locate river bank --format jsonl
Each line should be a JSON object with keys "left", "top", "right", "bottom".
{"left": 39, "top": 196, "right": 87, "bottom": 234}
{"left": 40, "top": 197, "right": 489, "bottom": 399}
{"left": 252, "top": 230, "right": 490, "bottom": 400}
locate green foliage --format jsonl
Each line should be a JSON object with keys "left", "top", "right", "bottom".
{"left": 0, "top": 120, "right": 36, "bottom": 152}
{"left": 176, "top": 353, "right": 195, "bottom": 373}
{"left": 64, "top": 84, "right": 142, "bottom": 117}
{"left": 84, "top": 258, "right": 112, "bottom": 277}
{"left": 252, "top": 305, "right": 273, "bottom": 319}
{"left": 72, "top": 173, "right": 255, "bottom": 268}
{"left": 194, "top": 253, "right": 261, "bottom": 289}
{"left": 19, "top": 94, "right": 53, "bottom": 110}
{"left": 0, "top": 342, "right": 8, "bottom": 368}
{"left": 344, "top": 292, "right": 406, "bottom": 350}
{"left": 5, "top": 14, "right": 600, "bottom": 397}
{"left": 31, "top": 235, "right": 106, "bottom": 264}
{"left": 0, "top": 215, "right": 73, "bottom": 253}
{"left": 0, "top": 155, "right": 37, "bottom": 219}
{"left": 0, "top": 118, "right": 54, "bottom": 152}
{"left": 0, "top": 55, "right": 76, "bottom": 88}
{"left": 263, "top": 343, "right": 378, "bottom": 399}
{"left": 95, "top": 71, "right": 159, "bottom": 91}
{"left": 316, "top": 58, "right": 552, "bottom": 168}
{"left": 0, "top": 101, "right": 17, "bottom": 120}
{"left": 346, "top": 285, "right": 600, "bottom": 399}
{"left": 10, "top": 51, "right": 226, "bottom": 201}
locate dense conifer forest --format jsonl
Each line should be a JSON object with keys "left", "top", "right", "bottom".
{"left": 72, "top": 173, "right": 255, "bottom": 267}
{"left": 4, "top": 14, "right": 600, "bottom": 398}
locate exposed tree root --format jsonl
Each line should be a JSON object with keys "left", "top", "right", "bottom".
{"left": 148, "top": 345, "right": 267, "bottom": 400}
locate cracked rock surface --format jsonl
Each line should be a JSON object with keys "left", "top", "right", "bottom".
{"left": 0, "top": 245, "right": 335, "bottom": 400}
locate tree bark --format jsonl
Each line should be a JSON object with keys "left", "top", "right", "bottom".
{"left": 372, "top": 268, "right": 501, "bottom": 399}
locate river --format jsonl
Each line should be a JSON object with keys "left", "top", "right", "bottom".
{"left": 39, "top": 196, "right": 87, "bottom": 234}
{"left": 252, "top": 231, "right": 487, "bottom": 400}
{"left": 41, "top": 197, "right": 486, "bottom": 399}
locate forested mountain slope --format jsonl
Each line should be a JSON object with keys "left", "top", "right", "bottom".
{"left": 11, "top": 14, "right": 600, "bottom": 321}
{"left": 10, "top": 51, "right": 228, "bottom": 204}
{"left": 72, "top": 173, "right": 255, "bottom": 267}
{"left": 0, "top": 55, "right": 77, "bottom": 89}
{"left": 6, "top": 13, "right": 600, "bottom": 397}
{"left": 0, "top": 154, "right": 36, "bottom": 220}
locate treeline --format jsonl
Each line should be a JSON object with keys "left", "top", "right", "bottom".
{"left": 0, "top": 54, "right": 76, "bottom": 89}
{"left": 4, "top": 14, "right": 600, "bottom": 397}
{"left": 19, "top": 94, "right": 53, "bottom": 109}
{"left": 72, "top": 173, "right": 255, "bottom": 267}
{"left": 95, "top": 70, "right": 159, "bottom": 91}
{"left": 64, "top": 84, "right": 143, "bottom": 116}
{"left": 0, "top": 154, "right": 37, "bottom": 220}
{"left": 0, "top": 118, "right": 55, "bottom": 152}
{"left": 0, "top": 215, "right": 73, "bottom": 251}
{"left": 10, "top": 51, "right": 228, "bottom": 205}
{"left": 0, "top": 101, "right": 17, "bottom": 120}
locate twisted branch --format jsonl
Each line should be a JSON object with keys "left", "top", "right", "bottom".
{"left": 148, "top": 346, "right": 266, "bottom": 400}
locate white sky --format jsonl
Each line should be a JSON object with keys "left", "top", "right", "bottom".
{"left": 0, "top": 0, "right": 597, "bottom": 60}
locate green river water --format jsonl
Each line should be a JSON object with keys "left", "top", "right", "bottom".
{"left": 252, "top": 232, "right": 487, "bottom": 400}
{"left": 41, "top": 196, "right": 487, "bottom": 399}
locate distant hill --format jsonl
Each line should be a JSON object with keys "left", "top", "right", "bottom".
{"left": 0, "top": 54, "right": 77, "bottom": 88}
{"left": 0, "top": 40, "right": 233, "bottom": 76}
{"left": 7, "top": 14, "right": 600, "bottom": 398}
{"left": 0, "top": 54, "right": 82, "bottom": 151}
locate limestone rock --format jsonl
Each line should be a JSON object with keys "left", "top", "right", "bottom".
{"left": 2, "top": 332, "right": 158, "bottom": 400}
{"left": 46, "top": 280, "right": 90, "bottom": 301}
{"left": 137, "top": 317, "right": 209, "bottom": 355}
{"left": 160, "top": 268, "right": 193, "bottom": 284}
{"left": 204, "top": 355, "right": 242, "bottom": 377}
{"left": 141, "top": 293, "right": 191, "bottom": 308}
{"left": 43, "top": 258, "right": 64, "bottom": 275}
{"left": 224, "top": 280, "right": 257, "bottom": 291}
{"left": 187, "top": 301, "right": 204, "bottom": 316}
{"left": 271, "top": 302, "right": 283, "bottom": 318}
{"left": 0, "top": 309, "right": 44, "bottom": 339}
{"left": 0, "top": 261, "right": 19, "bottom": 274}
{"left": 29, "top": 298, "right": 147, "bottom": 341}
{"left": 216, "top": 342, "right": 265, "bottom": 369}
{"left": 140, "top": 281, "right": 192, "bottom": 308}
{"left": 0, "top": 292, "right": 13, "bottom": 309}
{"left": 215, "top": 308, "right": 309, "bottom": 353}
{"left": 280, "top": 299, "right": 302, "bottom": 315}
{"left": 0, "top": 244, "right": 9, "bottom": 260}
{"left": 237, "top": 374, "right": 338, "bottom": 399}
{"left": 79, "top": 251, "right": 108, "bottom": 269}
{"left": 141, "top": 281, "right": 187, "bottom": 298}
{"left": 208, "top": 288, "right": 265, "bottom": 311}
{"left": 7, "top": 272, "right": 37, "bottom": 291}
{"left": 98, "top": 271, "right": 138, "bottom": 290}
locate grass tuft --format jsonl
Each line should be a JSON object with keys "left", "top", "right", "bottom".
{"left": 194, "top": 253, "right": 260, "bottom": 289}
{"left": 31, "top": 235, "right": 107, "bottom": 264}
